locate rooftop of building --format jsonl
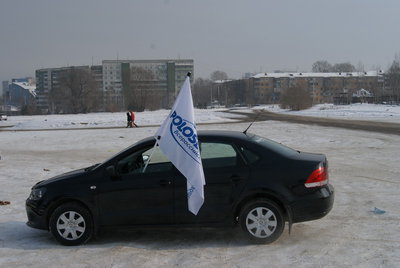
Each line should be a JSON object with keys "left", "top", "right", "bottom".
{"left": 252, "top": 70, "right": 384, "bottom": 79}
{"left": 12, "top": 82, "right": 36, "bottom": 97}
{"left": 102, "top": 59, "right": 194, "bottom": 63}
{"left": 36, "top": 65, "right": 91, "bottom": 72}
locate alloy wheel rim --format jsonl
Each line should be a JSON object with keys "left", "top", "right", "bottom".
{"left": 245, "top": 207, "right": 277, "bottom": 238}
{"left": 56, "top": 211, "right": 86, "bottom": 240}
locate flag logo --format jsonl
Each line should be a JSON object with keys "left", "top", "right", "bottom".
{"left": 169, "top": 110, "right": 200, "bottom": 164}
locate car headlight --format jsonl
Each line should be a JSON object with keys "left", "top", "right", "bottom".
{"left": 29, "top": 188, "right": 46, "bottom": 200}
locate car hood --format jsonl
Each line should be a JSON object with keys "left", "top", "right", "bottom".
{"left": 35, "top": 168, "right": 87, "bottom": 188}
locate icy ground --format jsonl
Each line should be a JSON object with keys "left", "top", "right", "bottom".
{"left": 0, "top": 104, "right": 400, "bottom": 267}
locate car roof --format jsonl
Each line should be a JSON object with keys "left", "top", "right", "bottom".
{"left": 138, "top": 130, "right": 252, "bottom": 146}
{"left": 197, "top": 130, "right": 251, "bottom": 140}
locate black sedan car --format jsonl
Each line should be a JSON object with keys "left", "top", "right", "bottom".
{"left": 26, "top": 130, "right": 334, "bottom": 246}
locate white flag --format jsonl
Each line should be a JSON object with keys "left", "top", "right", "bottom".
{"left": 155, "top": 74, "right": 205, "bottom": 215}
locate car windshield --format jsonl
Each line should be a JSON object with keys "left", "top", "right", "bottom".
{"left": 249, "top": 134, "right": 298, "bottom": 157}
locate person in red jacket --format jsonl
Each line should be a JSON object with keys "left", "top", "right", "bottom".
{"left": 130, "top": 111, "right": 138, "bottom": 127}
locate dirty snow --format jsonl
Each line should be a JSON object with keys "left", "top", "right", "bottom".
{"left": 0, "top": 104, "right": 399, "bottom": 267}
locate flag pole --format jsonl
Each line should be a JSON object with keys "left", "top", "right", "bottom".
{"left": 142, "top": 137, "right": 159, "bottom": 173}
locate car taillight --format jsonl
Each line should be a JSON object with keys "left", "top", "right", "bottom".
{"left": 304, "top": 163, "right": 328, "bottom": 188}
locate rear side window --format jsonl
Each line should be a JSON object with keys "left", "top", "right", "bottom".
{"left": 201, "top": 142, "right": 237, "bottom": 168}
{"left": 250, "top": 134, "right": 298, "bottom": 157}
{"left": 239, "top": 146, "right": 260, "bottom": 164}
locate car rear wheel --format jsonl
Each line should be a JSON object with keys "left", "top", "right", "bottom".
{"left": 49, "top": 202, "right": 93, "bottom": 246}
{"left": 239, "top": 199, "right": 284, "bottom": 244}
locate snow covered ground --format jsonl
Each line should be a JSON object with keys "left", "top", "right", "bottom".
{"left": 0, "top": 109, "right": 240, "bottom": 130}
{"left": 1, "top": 104, "right": 399, "bottom": 267}
{"left": 262, "top": 103, "right": 400, "bottom": 123}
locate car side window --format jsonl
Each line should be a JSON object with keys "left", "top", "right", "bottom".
{"left": 116, "top": 150, "right": 144, "bottom": 174}
{"left": 117, "top": 146, "right": 172, "bottom": 175}
{"left": 200, "top": 142, "right": 238, "bottom": 169}
{"left": 239, "top": 146, "right": 260, "bottom": 164}
{"left": 142, "top": 146, "right": 173, "bottom": 173}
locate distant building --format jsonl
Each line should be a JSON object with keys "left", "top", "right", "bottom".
{"left": 7, "top": 78, "right": 36, "bottom": 108}
{"left": 102, "top": 59, "right": 194, "bottom": 109}
{"left": 35, "top": 66, "right": 99, "bottom": 113}
{"left": 0, "top": 78, "right": 36, "bottom": 113}
{"left": 2, "top": 80, "right": 10, "bottom": 99}
{"left": 214, "top": 71, "right": 386, "bottom": 106}
{"left": 35, "top": 59, "right": 194, "bottom": 113}
{"left": 242, "top": 72, "right": 256, "bottom": 79}
{"left": 1, "top": 81, "right": 9, "bottom": 112}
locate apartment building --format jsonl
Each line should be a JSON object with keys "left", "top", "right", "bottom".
{"left": 35, "top": 59, "right": 194, "bottom": 113}
{"left": 35, "top": 66, "right": 96, "bottom": 113}
{"left": 102, "top": 59, "right": 194, "bottom": 109}
{"left": 215, "top": 71, "right": 385, "bottom": 107}
{"left": 7, "top": 78, "right": 36, "bottom": 107}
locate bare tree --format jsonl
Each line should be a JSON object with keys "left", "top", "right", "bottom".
{"left": 280, "top": 80, "right": 312, "bottom": 111}
{"left": 124, "top": 67, "right": 156, "bottom": 111}
{"left": 312, "top": 60, "right": 356, "bottom": 73}
{"left": 387, "top": 60, "right": 400, "bottom": 103}
{"left": 210, "top": 70, "right": 228, "bottom": 81}
{"left": 312, "top": 60, "right": 333, "bottom": 72}
{"left": 21, "top": 97, "right": 39, "bottom": 115}
{"left": 356, "top": 61, "right": 365, "bottom": 72}
{"left": 104, "top": 86, "right": 120, "bottom": 112}
{"left": 50, "top": 68, "right": 100, "bottom": 114}
{"left": 332, "top": 62, "right": 356, "bottom": 73}
{"left": 193, "top": 78, "right": 213, "bottom": 108}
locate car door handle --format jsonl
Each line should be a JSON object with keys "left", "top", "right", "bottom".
{"left": 159, "top": 179, "right": 172, "bottom": 186}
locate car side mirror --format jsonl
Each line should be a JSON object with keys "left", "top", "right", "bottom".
{"left": 105, "top": 165, "right": 119, "bottom": 179}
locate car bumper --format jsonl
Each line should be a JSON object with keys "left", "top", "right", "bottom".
{"left": 26, "top": 200, "right": 48, "bottom": 230}
{"left": 290, "top": 184, "right": 334, "bottom": 223}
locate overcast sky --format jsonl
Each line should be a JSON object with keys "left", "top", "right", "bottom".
{"left": 1, "top": 0, "right": 399, "bottom": 83}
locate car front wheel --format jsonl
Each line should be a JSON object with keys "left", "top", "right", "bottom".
{"left": 49, "top": 202, "right": 94, "bottom": 246}
{"left": 239, "top": 199, "right": 284, "bottom": 244}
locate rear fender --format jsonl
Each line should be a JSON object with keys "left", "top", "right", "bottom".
{"left": 235, "top": 190, "right": 293, "bottom": 235}
{"left": 234, "top": 190, "right": 288, "bottom": 220}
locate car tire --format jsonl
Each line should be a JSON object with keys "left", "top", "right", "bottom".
{"left": 239, "top": 199, "right": 284, "bottom": 244}
{"left": 49, "top": 202, "right": 94, "bottom": 246}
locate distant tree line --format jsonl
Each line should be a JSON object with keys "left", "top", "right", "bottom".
{"left": 312, "top": 60, "right": 357, "bottom": 73}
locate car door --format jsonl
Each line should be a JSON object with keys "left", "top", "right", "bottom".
{"left": 96, "top": 145, "right": 174, "bottom": 226}
{"left": 174, "top": 140, "right": 249, "bottom": 224}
